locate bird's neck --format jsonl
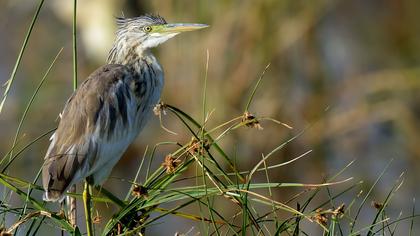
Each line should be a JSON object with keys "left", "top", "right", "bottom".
{"left": 107, "top": 37, "right": 161, "bottom": 74}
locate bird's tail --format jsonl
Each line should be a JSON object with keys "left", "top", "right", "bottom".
{"left": 42, "top": 150, "right": 85, "bottom": 202}
{"left": 43, "top": 189, "right": 65, "bottom": 202}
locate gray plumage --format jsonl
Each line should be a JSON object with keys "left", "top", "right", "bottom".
{"left": 42, "top": 14, "right": 207, "bottom": 201}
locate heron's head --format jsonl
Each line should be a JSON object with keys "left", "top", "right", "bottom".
{"left": 115, "top": 14, "right": 208, "bottom": 50}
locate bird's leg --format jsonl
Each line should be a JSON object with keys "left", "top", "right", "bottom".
{"left": 67, "top": 185, "right": 77, "bottom": 227}
{"left": 60, "top": 201, "right": 65, "bottom": 236}
{"left": 83, "top": 179, "right": 94, "bottom": 236}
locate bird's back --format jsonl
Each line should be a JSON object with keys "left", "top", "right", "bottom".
{"left": 42, "top": 61, "right": 163, "bottom": 201}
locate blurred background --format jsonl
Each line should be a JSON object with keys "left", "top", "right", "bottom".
{"left": 0, "top": 0, "right": 419, "bottom": 234}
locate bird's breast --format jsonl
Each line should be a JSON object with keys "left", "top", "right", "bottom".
{"left": 129, "top": 59, "right": 163, "bottom": 131}
{"left": 86, "top": 63, "right": 163, "bottom": 178}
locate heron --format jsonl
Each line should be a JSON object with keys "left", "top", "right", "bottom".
{"left": 41, "top": 14, "right": 207, "bottom": 225}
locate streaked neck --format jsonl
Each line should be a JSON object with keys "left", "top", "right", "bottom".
{"left": 107, "top": 36, "right": 158, "bottom": 72}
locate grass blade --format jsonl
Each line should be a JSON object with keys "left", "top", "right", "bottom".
{"left": 350, "top": 159, "right": 393, "bottom": 232}
{"left": 2, "top": 47, "right": 63, "bottom": 168}
{"left": 244, "top": 63, "right": 270, "bottom": 112}
{"left": 0, "top": 0, "right": 45, "bottom": 114}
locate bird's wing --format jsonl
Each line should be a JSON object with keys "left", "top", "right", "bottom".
{"left": 42, "top": 64, "right": 136, "bottom": 201}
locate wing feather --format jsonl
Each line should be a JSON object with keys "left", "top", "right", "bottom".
{"left": 42, "top": 64, "right": 135, "bottom": 201}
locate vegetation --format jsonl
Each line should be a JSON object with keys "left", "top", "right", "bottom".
{"left": 0, "top": 0, "right": 418, "bottom": 235}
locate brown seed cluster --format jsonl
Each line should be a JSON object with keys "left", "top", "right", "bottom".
{"left": 153, "top": 101, "right": 167, "bottom": 116}
{"left": 242, "top": 111, "right": 263, "bottom": 130}
{"left": 93, "top": 214, "right": 102, "bottom": 224}
{"left": 372, "top": 201, "right": 383, "bottom": 210}
{"left": 313, "top": 208, "right": 328, "bottom": 226}
{"left": 132, "top": 184, "right": 148, "bottom": 198}
{"left": 188, "top": 137, "right": 210, "bottom": 156}
{"left": 162, "top": 154, "right": 181, "bottom": 174}
{"left": 312, "top": 204, "right": 346, "bottom": 227}
{"left": 332, "top": 203, "right": 345, "bottom": 217}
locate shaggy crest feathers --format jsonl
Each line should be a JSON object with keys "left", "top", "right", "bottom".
{"left": 115, "top": 14, "right": 167, "bottom": 28}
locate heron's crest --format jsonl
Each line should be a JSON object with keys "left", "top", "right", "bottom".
{"left": 115, "top": 14, "right": 167, "bottom": 28}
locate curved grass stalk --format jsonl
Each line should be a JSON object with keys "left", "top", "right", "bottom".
{"left": 244, "top": 63, "right": 270, "bottom": 112}
{"left": 0, "top": 174, "right": 74, "bottom": 233}
{"left": 2, "top": 128, "right": 56, "bottom": 172}
{"left": 3, "top": 48, "right": 63, "bottom": 168}
{"left": 166, "top": 104, "right": 245, "bottom": 182}
{"left": 350, "top": 159, "right": 393, "bottom": 233}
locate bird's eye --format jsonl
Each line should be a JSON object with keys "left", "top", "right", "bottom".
{"left": 143, "top": 26, "right": 152, "bottom": 32}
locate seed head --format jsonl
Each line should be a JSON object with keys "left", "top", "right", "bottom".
{"left": 162, "top": 154, "right": 181, "bottom": 174}
{"left": 153, "top": 102, "right": 167, "bottom": 116}
{"left": 132, "top": 184, "right": 148, "bottom": 198}
{"left": 372, "top": 201, "right": 383, "bottom": 210}
{"left": 242, "top": 111, "right": 263, "bottom": 130}
{"left": 313, "top": 208, "right": 328, "bottom": 226}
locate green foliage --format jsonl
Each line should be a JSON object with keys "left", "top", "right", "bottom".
{"left": 0, "top": 98, "right": 417, "bottom": 234}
